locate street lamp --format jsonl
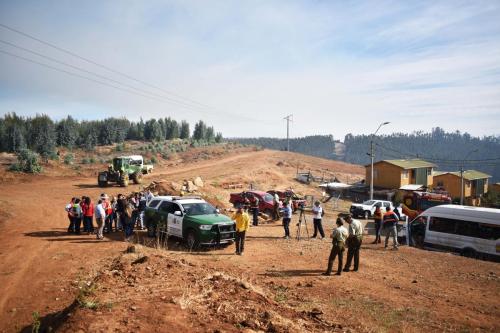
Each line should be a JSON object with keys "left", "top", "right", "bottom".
{"left": 370, "top": 121, "right": 390, "bottom": 200}
{"left": 460, "top": 149, "right": 478, "bottom": 205}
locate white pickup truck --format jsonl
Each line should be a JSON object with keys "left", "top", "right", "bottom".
{"left": 349, "top": 200, "right": 405, "bottom": 220}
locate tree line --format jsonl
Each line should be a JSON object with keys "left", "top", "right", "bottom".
{"left": 0, "top": 112, "right": 223, "bottom": 157}
{"left": 234, "top": 135, "right": 336, "bottom": 160}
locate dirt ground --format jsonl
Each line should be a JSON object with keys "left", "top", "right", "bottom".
{"left": 0, "top": 147, "right": 498, "bottom": 333}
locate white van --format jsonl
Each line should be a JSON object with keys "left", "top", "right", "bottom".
{"left": 409, "top": 205, "right": 500, "bottom": 261}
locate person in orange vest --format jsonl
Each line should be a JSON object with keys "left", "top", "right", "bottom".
{"left": 372, "top": 205, "right": 382, "bottom": 244}
{"left": 82, "top": 196, "right": 95, "bottom": 235}
{"left": 382, "top": 207, "right": 399, "bottom": 250}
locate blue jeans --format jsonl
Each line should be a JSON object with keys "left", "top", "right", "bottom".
{"left": 124, "top": 222, "right": 134, "bottom": 238}
{"left": 283, "top": 218, "right": 291, "bottom": 237}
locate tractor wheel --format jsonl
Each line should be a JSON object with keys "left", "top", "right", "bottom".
{"left": 97, "top": 173, "right": 108, "bottom": 187}
{"left": 132, "top": 172, "right": 142, "bottom": 184}
{"left": 120, "top": 174, "right": 129, "bottom": 187}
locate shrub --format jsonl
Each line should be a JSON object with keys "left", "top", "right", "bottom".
{"left": 89, "top": 157, "right": 96, "bottom": 164}
{"left": 115, "top": 143, "right": 124, "bottom": 152}
{"left": 81, "top": 157, "right": 90, "bottom": 164}
{"left": 9, "top": 149, "right": 43, "bottom": 173}
{"left": 48, "top": 151, "right": 59, "bottom": 161}
{"left": 64, "top": 153, "right": 74, "bottom": 165}
{"left": 150, "top": 156, "right": 158, "bottom": 164}
{"left": 161, "top": 152, "right": 170, "bottom": 160}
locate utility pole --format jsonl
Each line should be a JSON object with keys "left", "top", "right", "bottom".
{"left": 284, "top": 114, "right": 293, "bottom": 152}
{"left": 370, "top": 121, "right": 390, "bottom": 200}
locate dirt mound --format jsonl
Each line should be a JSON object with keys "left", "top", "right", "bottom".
{"left": 56, "top": 246, "right": 342, "bottom": 333}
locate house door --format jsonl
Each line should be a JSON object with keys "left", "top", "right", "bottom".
{"left": 415, "top": 168, "right": 428, "bottom": 186}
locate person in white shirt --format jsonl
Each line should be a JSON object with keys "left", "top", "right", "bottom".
{"left": 323, "top": 218, "right": 349, "bottom": 276}
{"left": 311, "top": 201, "right": 325, "bottom": 239}
{"left": 343, "top": 214, "right": 363, "bottom": 272}
{"left": 95, "top": 199, "right": 106, "bottom": 240}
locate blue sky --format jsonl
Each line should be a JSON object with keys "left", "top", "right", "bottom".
{"left": 0, "top": 0, "right": 499, "bottom": 139}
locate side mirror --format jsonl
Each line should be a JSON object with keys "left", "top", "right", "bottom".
{"left": 174, "top": 211, "right": 182, "bottom": 217}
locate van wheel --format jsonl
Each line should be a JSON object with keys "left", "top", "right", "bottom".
{"left": 186, "top": 230, "right": 199, "bottom": 250}
{"left": 461, "top": 248, "right": 477, "bottom": 259}
{"left": 364, "top": 211, "right": 370, "bottom": 219}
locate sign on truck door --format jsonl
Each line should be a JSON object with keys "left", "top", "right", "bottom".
{"left": 167, "top": 203, "right": 183, "bottom": 237}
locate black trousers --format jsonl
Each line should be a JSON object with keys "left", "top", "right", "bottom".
{"left": 282, "top": 218, "right": 291, "bottom": 237}
{"left": 235, "top": 231, "right": 246, "bottom": 253}
{"left": 326, "top": 244, "right": 345, "bottom": 274}
{"left": 252, "top": 208, "right": 259, "bottom": 226}
{"left": 374, "top": 219, "right": 382, "bottom": 242}
{"left": 73, "top": 216, "right": 81, "bottom": 234}
{"left": 312, "top": 218, "right": 325, "bottom": 238}
{"left": 344, "top": 237, "right": 362, "bottom": 271}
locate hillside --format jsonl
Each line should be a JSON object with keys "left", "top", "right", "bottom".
{"left": 0, "top": 146, "right": 498, "bottom": 333}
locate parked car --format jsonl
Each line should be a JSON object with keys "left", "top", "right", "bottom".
{"left": 144, "top": 196, "right": 236, "bottom": 249}
{"left": 229, "top": 190, "right": 280, "bottom": 217}
{"left": 350, "top": 200, "right": 405, "bottom": 220}
{"left": 409, "top": 205, "right": 500, "bottom": 261}
{"left": 266, "top": 190, "right": 306, "bottom": 212}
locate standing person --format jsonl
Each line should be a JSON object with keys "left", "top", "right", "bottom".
{"left": 281, "top": 200, "right": 292, "bottom": 239}
{"left": 372, "top": 205, "right": 382, "bottom": 244}
{"left": 95, "top": 199, "right": 106, "bottom": 240}
{"left": 231, "top": 205, "right": 250, "bottom": 255}
{"left": 145, "top": 189, "right": 154, "bottom": 204}
{"left": 82, "top": 197, "right": 94, "bottom": 235}
{"left": 123, "top": 200, "right": 135, "bottom": 241}
{"left": 343, "top": 214, "right": 363, "bottom": 272}
{"left": 101, "top": 194, "right": 113, "bottom": 233}
{"left": 79, "top": 196, "right": 86, "bottom": 233}
{"left": 323, "top": 218, "right": 349, "bottom": 276}
{"left": 251, "top": 197, "right": 259, "bottom": 226}
{"left": 111, "top": 196, "right": 119, "bottom": 232}
{"left": 273, "top": 193, "right": 280, "bottom": 221}
{"left": 393, "top": 203, "right": 401, "bottom": 220}
{"left": 116, "top": 194, "right": 127, "bottom": 231}
{"left": 138, "top": 192, "right": 147, "bottom": 230}
{"left": 311, "top": 201, "right": 325, "bottom": 239}
{"left": 383, "top": 207, "right": 399, "bottom": 250}
{"left": 72, "top": 198, "right": 82, "bottom": 235}
{"left": 66, "top": 197, "right": 76, "bottom": 233}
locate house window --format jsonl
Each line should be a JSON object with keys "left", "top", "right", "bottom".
{"left": 402, "top": 170, "right": 409, "bottom": 179}
{"left": 427, "top": 168, "right": 432, "bottom": 176}
{"left": 437, "top": 180, "right": 444, "bottom": 187}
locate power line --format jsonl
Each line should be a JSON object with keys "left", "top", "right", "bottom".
{"left": 0, "top": 39, "right": 217, "bottom": 112}
{"left": 0, "top": 22, "right": 274, "bottom": 125}
{"left": 0, "top": 22, "right": 210, "bottom": 109}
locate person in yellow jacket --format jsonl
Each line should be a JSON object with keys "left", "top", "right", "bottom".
{"left": 231, "top": 204, "right": 250, "bottom": 255}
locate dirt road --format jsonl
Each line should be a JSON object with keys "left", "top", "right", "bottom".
{"left": 0, "top": 149, "right": 498, "bottom": 332}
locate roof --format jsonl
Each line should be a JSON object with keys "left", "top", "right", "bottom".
{"left": 369, "top": 159, "right": 436, "bottom": 169}
{"left": 422, "top": 204, "right": 500, "bottom": 222}
{"left": 399, "top": 184, "right": 425, "bottom": 191}
{"left": 433, "top": 170, "right": 491, "bottom": 181}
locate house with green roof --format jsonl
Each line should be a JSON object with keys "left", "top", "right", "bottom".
{"left": 434, "top": 170, "right": 491, "bottom": 204}
{"left": 365, "top": 159, "right": 436, "bottom": 190}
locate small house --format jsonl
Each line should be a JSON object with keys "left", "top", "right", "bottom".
{"left": 433, "top": 170, "right": 491, "bottom": 205}
{"left": 365, "top": 159, "right": 436, "bottom": 190}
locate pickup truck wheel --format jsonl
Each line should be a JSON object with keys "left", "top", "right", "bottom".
{"left": 98, "top": 179, "right": 108, "bottom": 187}
{"left": 186, "top": 230, "right": 199, "bottom": 250}
{"left": 364, "top": 210, "right": 371, "bottom": 219}
{"left": 264, "top": 208, "right": 273, "bottom": 220}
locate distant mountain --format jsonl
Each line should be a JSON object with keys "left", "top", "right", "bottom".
{"left": 234, "top": 129, "right": 500, "bottom": 182}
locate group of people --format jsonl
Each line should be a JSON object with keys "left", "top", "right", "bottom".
{"left": 65, "top": 190, "right": 155, "bottom": 241}
{"left": 372, "top": 205, "right": 401, "bottom": 249}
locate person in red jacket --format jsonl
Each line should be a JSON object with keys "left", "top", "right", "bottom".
{"left": 82, "top": 197, "right": 95, "bottom": 235}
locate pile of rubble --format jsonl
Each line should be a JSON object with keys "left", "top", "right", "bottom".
{"left": 145, "top": 176, "right": 205, "bottom": 196}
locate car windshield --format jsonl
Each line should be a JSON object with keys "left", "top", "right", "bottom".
{"left": 181, "top": 202, "right": 217, "bottom": 216}
{"left": 362, "top": 200, "right": 376, "bottom": 205}
{"left": 263, "top": 194, "right": 274, "bottom": 202}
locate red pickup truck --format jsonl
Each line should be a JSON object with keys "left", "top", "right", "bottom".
{"left": 229, "top": 190, "right": 278, "bottom": 216}
{"left": 267, "top": 190, "right": 306, "bottom": 212}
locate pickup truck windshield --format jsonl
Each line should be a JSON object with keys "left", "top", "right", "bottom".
{"left": 182, "top": 202, "right": 217, "bottom": 216}
{"left": 362, "top": 200, "right": 376, "bottom": 205}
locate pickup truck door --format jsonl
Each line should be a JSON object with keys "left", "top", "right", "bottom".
{"left": 167, "top": 203, "right": 183, "bottom": 238}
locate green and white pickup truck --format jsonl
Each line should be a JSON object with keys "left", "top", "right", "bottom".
{"left": 144, "top": 196, "right": 236, "bottom": 249}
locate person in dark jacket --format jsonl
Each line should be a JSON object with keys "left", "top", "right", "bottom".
{"left": 383, "top": 207, "right": 399, "bottom": 249}
{"left": 372, "top": 205, "right": 382, "bottom": 244}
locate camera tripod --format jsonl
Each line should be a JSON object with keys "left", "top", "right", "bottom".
{"left": 295, "top": 208, "right": 310, "bottom": 240}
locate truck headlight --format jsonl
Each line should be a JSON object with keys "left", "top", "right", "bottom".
{"left": 199, "top": 225, "right": 212, "bottom": 230}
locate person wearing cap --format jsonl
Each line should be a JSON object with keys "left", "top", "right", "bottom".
{"left": 343, "top": 214, "right": 363, "bottom": 272}
{"left": 323, "top": 217, "right": 348, "bottom": 276}
{"left": 311, "top": 200, "right": 325, "bottom": 239}
{"left": 231, "top": 204, "right": 250, "bottom": 255}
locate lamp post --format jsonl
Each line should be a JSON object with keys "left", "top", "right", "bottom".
{"left": 370, "top": 121, "right": 390, "bottom": 200}
{"left": 460, "top": 149, "right": 478, "bottom": 205}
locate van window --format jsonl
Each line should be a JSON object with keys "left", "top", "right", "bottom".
{"left": 455, "top": 221, "right": 479, "bottom": 238}
{"left": 429, "top": 217, "right": 456, "bottom": 234}
{"left": 478, "top": 224, "right": 500, "bottom": 240}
